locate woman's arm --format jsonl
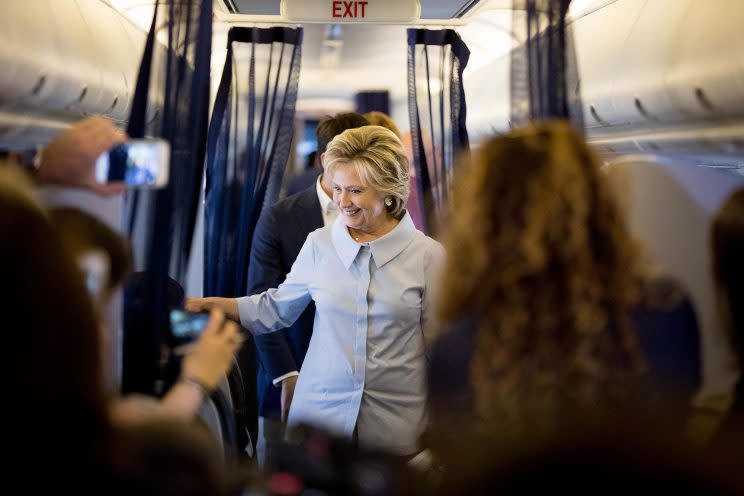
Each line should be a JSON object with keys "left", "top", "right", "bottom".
{"left": 236, "top": 236, "right": 315, "bottom": 334}
{"left": 185, "top": 297, "right": 239, "bottom": 321}
{"left": 187, "top": 234, "right": 316, "bottom": 336}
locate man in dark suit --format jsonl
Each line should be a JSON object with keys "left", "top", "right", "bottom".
{"left": 285, "top": 151, "right": 320, "bottom": 197}
{"left": 247, "top": 112, "right": 369, "bottom": 466}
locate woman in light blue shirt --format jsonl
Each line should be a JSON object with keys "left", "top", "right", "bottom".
{"left": 188, "top": 125, "right": 443, "bottom": 455}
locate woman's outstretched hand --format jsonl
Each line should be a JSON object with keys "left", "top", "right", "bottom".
{"left": 185, "top": 296, "right": 240, "bottom": 322}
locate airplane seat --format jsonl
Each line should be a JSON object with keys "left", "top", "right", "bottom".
{"left": 196, "top": 337, "right": 256, "bottom": 462}
{"left": 604, "top": 156, "right": 744, "bottom": 441}
{"left": 197, "top": 394, "right": 228, "bottom": 458}
{"left": 225, "top": 351, "right": 257, "bottom": 460}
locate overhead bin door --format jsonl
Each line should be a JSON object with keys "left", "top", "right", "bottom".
{"left": 609, "top": 0, "right": 695, "bottom": 127}
{"left": 666, "top": 0, "right": 744, "bottom": 122}
{"left": 573, "top": 0, "right": 644, "bottom": 128}
{"left": 71, "top": 0, "right": 132, "bottom": 122}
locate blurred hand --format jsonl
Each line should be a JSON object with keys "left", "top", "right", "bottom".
{"left": 38, "top": 115, "right": 127, "bottom": 196}
{"left": 185, "top": 296, "right": 240, "bottom": 322}
{"left": 181, "top": 308, "right": 244, "bottom": 390}
{"left": 281, "top": 375, "right": 298, "bottom": 424}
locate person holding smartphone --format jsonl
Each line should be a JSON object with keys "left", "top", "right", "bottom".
{"left": 22, "top": 115, "right": 128, "bottom": 195}
{"left": 50, "top": 207, "right": 243, "bottom": 425}
{"left": 7, "top": 114, "right": 168, "bottom": 193}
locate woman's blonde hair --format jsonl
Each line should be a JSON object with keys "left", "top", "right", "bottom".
{"left": 324, "top": 125, "right": 410, "bottom": 217}
{"left": 440, "top": 120, "right": 649, "bottom": 438}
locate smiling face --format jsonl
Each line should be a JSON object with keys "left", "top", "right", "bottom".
{"left": 332, "top": 163, "right": 390, "bottom": 233}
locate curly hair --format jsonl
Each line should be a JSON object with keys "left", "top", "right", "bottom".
{"left": 439, "top": 120, "right": 649, "bottom": 438}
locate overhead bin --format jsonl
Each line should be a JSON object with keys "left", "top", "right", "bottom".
{"left": 575, "top": 0, "right": 744, "bottom": 140}
{"left": 0, "top": 0, "right": 146, "bottom": 147}
{"left": 605, "top": 0, "right": 695, "bottom": 127}
{"left": 665, "top": 0, "right": 744, "bottom": 122}
{"left": 572, "top": 0, "right": 645, "bottom": 129}
{"left": 71, "top": 0, "right": 137, "bottom": 122}
{"left": 465, "top": 0, "right": 744, "bottom": 157}
{"left": 0, "top": 1, "right": 76, "bottom": 112}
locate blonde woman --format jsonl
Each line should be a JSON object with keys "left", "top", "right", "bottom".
{"left": 188, "top": 125, "right": 443, "bottom": 456}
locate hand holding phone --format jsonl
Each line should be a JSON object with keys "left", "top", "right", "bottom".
{"left": 38, "top": 116, "right": 128, "bottom": 196}
{"left": 95, "top": 138, "right": 170, "bottom": 188}
{"left": 78, "top": 250, "right": 110, "bottom": 307}
{"left": 178, "top": 308, "right": 244, "bottom": 390}
{"left": 169, "top": 309, "right": 211, "bottom": 346}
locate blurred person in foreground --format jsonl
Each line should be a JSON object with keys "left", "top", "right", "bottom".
{"left": 49, "top": 207, "right": 243, "bottom": 426}
{"left": 427, "top": 120, "right": 700, "bottom": 465}
{"left": 709, "top": 188, "right": 744, "bottom": 449}
{"left": 1, "top": 171, "right": 239, "bottom": 494}
{"left": 433, "top": 420, "right": 744, "bottom": 496}
{"left": 189, "top": 126, "right": 444, "bottom": 457}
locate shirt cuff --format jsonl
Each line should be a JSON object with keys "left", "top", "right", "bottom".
{"left": 272, "top": 371, "right": 299, "bottom": 387}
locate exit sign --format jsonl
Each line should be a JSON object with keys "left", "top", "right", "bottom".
{"left": 281, "top": 0, "right": 420, "bottom": 23}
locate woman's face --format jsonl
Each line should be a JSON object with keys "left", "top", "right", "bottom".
{"left": 332, "top": 163, "right": 389, "bottom": 233}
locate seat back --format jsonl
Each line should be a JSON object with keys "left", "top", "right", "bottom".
{"left": 604, "top": 158, "right": 744, "bottom": 415}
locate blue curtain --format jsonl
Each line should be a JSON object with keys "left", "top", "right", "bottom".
{"left": 407, "top": 29, "right": 470, "bottom": 235}
{"left": 121, "top": 0, "right": 212, "bottom": 396}
{"left": 510, "top": 0, "right": 583, "bottom": 128}
{"left": 204, "top": 27, "right": 303, "bottom": 299}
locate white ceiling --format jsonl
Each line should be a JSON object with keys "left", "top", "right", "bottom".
{"left": 209, "top": 0, "right": 517, "bottom": 106}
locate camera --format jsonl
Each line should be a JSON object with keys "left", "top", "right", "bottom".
{"left": 169, "top": 309, "right": 210, "bottom": 346}
{"left": 95, "top": 138, "right": 170, "bottom": 188}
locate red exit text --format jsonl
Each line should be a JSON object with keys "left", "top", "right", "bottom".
{"left": 332, "top": 1, "right": 368, "bottom": 18}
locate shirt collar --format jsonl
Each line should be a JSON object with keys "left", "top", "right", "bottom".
{"left": 331, "top": 211, "right": 418, "bottom": 270}
{"left": 316, "top": 175, "right": 336, "bottom": 214}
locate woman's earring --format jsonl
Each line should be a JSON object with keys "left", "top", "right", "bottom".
{"left": 385, "top": 197, "right": 393, "bottom": 207}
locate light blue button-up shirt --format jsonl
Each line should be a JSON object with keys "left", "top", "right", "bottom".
{"left": 237, "top": 211, "right": 443, "bottom": 455}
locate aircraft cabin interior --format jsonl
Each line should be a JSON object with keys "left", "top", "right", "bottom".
{"left": 2, "top": 0, "right": 744, "bottom": 493}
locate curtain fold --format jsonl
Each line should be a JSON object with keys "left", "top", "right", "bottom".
{"left": 406, "top": 28, "right": 470, "bottom": 235}
{"left": 204, "top": 27, "right": 303, "bottom": 299}
{"left": 122, "top": 0, "right": 212, "bottom": 396}
{"left": 510, "top": 0, "right": 583, "bottom": 128}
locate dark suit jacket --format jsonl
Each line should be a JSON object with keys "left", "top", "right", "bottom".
{"left": 247, "top": 185, "right": 323, "bottom": 418}
{"left": 286, "top": 168, "right": 321, "bottom": 197}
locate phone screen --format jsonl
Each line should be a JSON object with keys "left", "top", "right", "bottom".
{"left": 169, "top": 309, "right": 210, "bottom": 345}
{"left": 78, "top": 250, "right": 110, "bottom": 306}
{"left": 95, "top": 139, "right": 170, "bottom": 188}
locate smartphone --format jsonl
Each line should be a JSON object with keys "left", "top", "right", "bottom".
{"left": 95, "top": 138, "right": 170, "bottom": 188}
{"left": 78, "top": 250, "right": 110, "bottom": 307}
{"left": 169, "top": 309, "right": 210, "bottom": 345}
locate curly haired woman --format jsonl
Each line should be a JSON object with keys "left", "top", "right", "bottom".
{"left": 426, "top": 121, "right": 700, "bottom": 461}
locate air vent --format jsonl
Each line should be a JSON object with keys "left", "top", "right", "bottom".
{"left": 217, "top": 0, "right": 239, "bottom": 14}
{"left": 453, "top": 0, "right": 483, "bottom": 18}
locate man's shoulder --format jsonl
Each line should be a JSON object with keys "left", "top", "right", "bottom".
{"left": 269, "top": 185, "right": 318, "bottom": 217}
